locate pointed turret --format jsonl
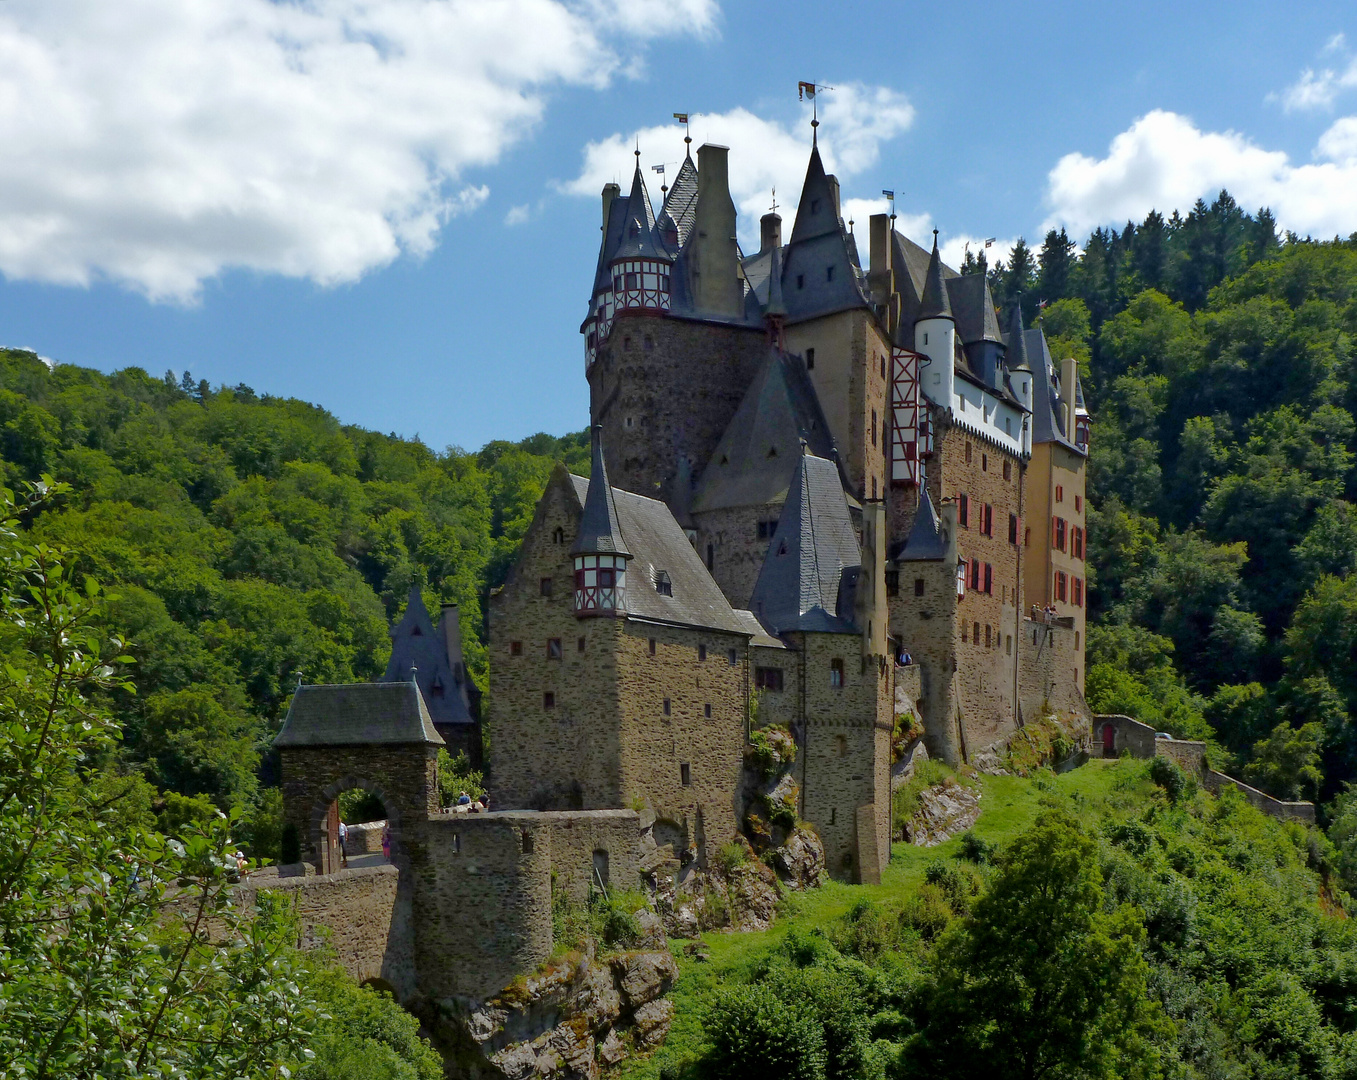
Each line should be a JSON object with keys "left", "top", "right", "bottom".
{"left": 892, "top": 488, "right": 948, "bottom": 562}
{"left": 614, "top": 162, "right": 661, "bottom": 260}
{"left": 381, "top": 585, "right": 479, "bottom": 745}
{"left": 1007, "top": 301, "right": 1031, "bottom": 372}
{"left": 914, "top": 231, "right": 956, "bottom": 406}
{"left": 656, "top": 148, "right": 699, "bottom": 256}
{"left": 917, "top": 232, "right": 953, "bottom": 322}
{"left": 782, "top": 142, "right": 871, "bottom": 321}
{"left": 572, "top": 427, "right": 631, "bottom": 617}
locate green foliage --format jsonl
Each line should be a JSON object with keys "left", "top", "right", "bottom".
{"left": 0, "top": 347, "right": 586, "bottom": 850}
{"left": 339, "top": 788, "right": 386, "bottom": 824}
{"left": 437, "top": 748, "right": 485, "bottom": 806}
{"left": 1147, "top": 754, "right": 1192, "bottom": 805}
{"left": 1244, "top": 721, "right": 1325, "bottom": 801}
{"left": 900, "top": 810, "right": 1166, "bottom": 1080}
{"left": 715, "top": 840, "right": 750, "bottom": 875}
{"left": 298, "top": 969, "right": 443, "bottom": 1080}
{"left": 746, "top": 725, "right": 797, "bottom": 780}
{"left": 891, "top": 758, "right": 961, "bottom": 835}
{"left": 702, "top": 983, "right": 827, "bottom": 1080}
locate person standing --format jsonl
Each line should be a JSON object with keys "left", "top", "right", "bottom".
{"left": 338, "top": 820, "right": 348, "bottom": 869}
{"left": 381, "top": 823, "right": 391, "bottom": 861}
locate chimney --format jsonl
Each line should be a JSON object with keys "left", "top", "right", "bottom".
{"left": 439, "top": 604, "right": 465, "bottom": 678}
{"left": 826, "top": 175, "right": 841, "bottom": 222}
{"left": 1059, "top": 358, "right": 1078, "bottom": 437}
{"left": 601, "top": 183, "right": 620, "bottom": 229}
{"left": 692, "top": 144, "right": 742, "bottom": 319}
{"left": 760, "top": 212, "right": 782, "bottom": 254}
{"left": 869, "top": 213, "right": 894, "bottom": 309}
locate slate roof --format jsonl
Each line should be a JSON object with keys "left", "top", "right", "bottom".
{"left": 947, "top": 274, "right": 1001, "bottom": 345}
{"left": 917, "top": 234, "right": 953, "bottom": 321}
{"left": 613, "top": 165, "right": 665, "bottom": 261}
{"left": 749, "top": 450, "right": 861, "bottom": 636}
{"left": 1007, "top": 303, "right": 1032, "bottom": 372}
{"left": 1019, "top": 326, "right": 1087, "bottom": 455}
{"left": 565, "top": 474, "right": 752, "bottom": 635}
{"left": 381, "top": 586, "right": 477, "bottom": 728}
{"left": 592, "top": 187, "right": 629, "bottom": 298}
{"left": 572, "top": 427, "right": 631, "bottom": 557}
{"left": 656, "top": 152, "right": 699, "bottom": 257}
{"left": 692, "top": 348, "right": 838, "bottom": 514}
{"left": 275, "top": 682, "right": 444, "bottom": 748}
{"left": 780, "top": 144, "right": 871, "bottom": 323}
{"left": 890, "top": 488, "right": 949, "bottom": 562}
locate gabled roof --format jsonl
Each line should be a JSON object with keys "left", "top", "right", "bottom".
{"left": 565, "top": 474, "right": 752, "bottom": 635}
{"left": 890, "top": 488, "right": 948, "bottom": 562}
{"left": 692, "top": 348, "right": 837, "bottom": 514}
{"left": 381, "top": 586, "right": 477, "bottom": 728}
{"left": 780, "top": 144, "right": 871, "bottom": 322}
{"left": 947, "top": 274, "right": 1001, "bottom": 346}
{"left": 275, "top": 682, "right": 444, "bottom": 748}
{"left": 749, "top": 450, "right": 861, "bottom": 636}
{"left": 656, "top": 152, "right": 699, "bottom": 257}
{"left": 572, "top": 427, "right": 631, "bottom": 557}
{"left": 917, "top": 234, "right": 953, "bottom": 322}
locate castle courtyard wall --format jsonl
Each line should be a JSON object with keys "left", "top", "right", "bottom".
{"left": 692, "top": 503, "right": 780, "bottom": 610}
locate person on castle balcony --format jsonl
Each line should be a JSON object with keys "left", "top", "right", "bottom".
{"left": 457, "top": 790, "right": 471, "bottom": 806}
{"left": 897, "top": 647, "right": 913, "bottom": 666}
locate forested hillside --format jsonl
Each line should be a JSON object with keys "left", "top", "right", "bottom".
{"left": 979, "top": 198, "right": 1357, "bottom": 811}
{"left": 0, "top": 349, "right": 587, "bottom": 850}
{"left": 2, "top": 193, "right": 1356, "bottom": 845}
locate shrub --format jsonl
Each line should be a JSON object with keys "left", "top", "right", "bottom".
{"left": 958, "top": 830, "right": 996, "bottom": 865}
{"left": 715, "top": 839, "right": 750, "bottom": 875}
{"left": 899, "top": 883, "right": 952, "bottom": 941}
{"left": 1149, "top": 755, "right": 1190, "bottom": 805}
{"left": 747, "top": 727, "right": 798, "bottom": 779}
{"left": 702, "top": 983, "right": 826, "bottom": 1080}
{"left": 924, "top": 860, "right": 977, "bottom": 914}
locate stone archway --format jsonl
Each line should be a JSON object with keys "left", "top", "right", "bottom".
{"left": 309, "top": 775, "right": 403, "bottom": 875}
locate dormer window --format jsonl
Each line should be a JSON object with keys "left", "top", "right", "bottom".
{"left": 826, "top": 265, "right": 835, "bottom": 282}
{"left": 654, "top": 570, "right": 672, "bottom": 596}
{"left": 811, "top": 199, "right": 820, "bottom": 214}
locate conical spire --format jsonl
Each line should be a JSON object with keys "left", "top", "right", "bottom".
{"left": 613, "top": 162, "right": 662, "bottom": 260}
{"left": 917, "top": 230, "right": 953, "bottom": 322}
{"left": 1008, "top": 300, "right": 1031, "bottom": 372}
{"left": 571, "top": 427, "right": 631, "bottom": 558}
{"left": 896, "top": 488, "right": 948, "bottom": 561}
{"left": 788, "top": 142, "right": 836, "bottom": 244}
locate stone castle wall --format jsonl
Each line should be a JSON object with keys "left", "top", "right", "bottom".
{"left": 750, "top": 643, "right": 799, "bottom": 733}
{"left": 488, "top": 475, "right": 624, "bottom": 812}
{"left": 589, "top": 313, "right": 768, "bottom": 501}
{"left": 692, "top": 502, "right": 779, "bottom": 610}
{"left": 889, "top": 553, "right": 961, "bottom": 766}
{"left": 1017, "top": 616, "right": 1087, "bottom": 724}
{"left": 615, "top": 621, "right": 748, "bottom": 853}
{"left": 794, "top": 632, "right": 892, "bottom": 883}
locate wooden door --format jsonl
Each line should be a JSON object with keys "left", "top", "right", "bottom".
{"left": 325, "top": 800, "right": 340, "bottom": 875}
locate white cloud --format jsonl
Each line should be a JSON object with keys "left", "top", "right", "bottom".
{"left": 504, "top": 204, "right": 532, "bottom": 227}
{"left": 1043, "top": 109, "right": 1357, "bottom": 239}
{"left": 563, "top": 85, "right": 914, "bottom": 251}
{"left": 0, "top": 0, "right": 715, "bottom": 302}
{"left": 1274, "top": 35, "right": 1357, "bottom": 112}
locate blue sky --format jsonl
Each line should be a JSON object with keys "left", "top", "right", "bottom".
{"left": 2, "top": 0, "right": 1355, "bottom": 451}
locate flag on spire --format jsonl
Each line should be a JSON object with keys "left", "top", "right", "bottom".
{"left": 672, "top": 112, "right": 689, "bottom": 124}
{"left": 798, "top": 81, "right": 816, "bottom": 100}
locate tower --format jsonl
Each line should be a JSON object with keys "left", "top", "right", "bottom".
{"left": 571, "top": 427, "right": 632, "bottom": 617}
{"left": 915, "top": 231, "right": 956, "bottom": 408}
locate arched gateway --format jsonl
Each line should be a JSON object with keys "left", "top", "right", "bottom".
{"left": 275, "top": 680, "right": 442, "bottom": 874}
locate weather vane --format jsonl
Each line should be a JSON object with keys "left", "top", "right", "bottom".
{"left": 798, "top": 81, "right": 834, "bottom": 135}
{"left": 673, "top": 112, "right": 690, "bottom": 149}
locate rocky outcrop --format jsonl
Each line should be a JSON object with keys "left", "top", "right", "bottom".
{"left": 901, "top": 782, "right": 981, "bottom": 847}
{"left": 766, "top": 826, "right": 826, "bottom": 891}
{"left": 425, "top": 944, "right": 678, "bottom": 1080}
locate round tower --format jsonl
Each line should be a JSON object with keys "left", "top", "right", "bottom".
{"left": 914, "top": 231, "right": 955, "bottom": 407}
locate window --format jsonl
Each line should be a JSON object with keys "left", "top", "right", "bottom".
{"left": 1054, "top": 571, "right": 1068, "bottom": 602}
{"left": 1072, "top": 527, "right": 1084, "bottom": 560}
{"left": 1009, "top": 513, "right": 1019, "bottom": 544}
{"left": 985, "top": 625, "right": 992, "bottom": 648}
{"left": 510, "top": 641, "right": 522, "bottom": 656}
{"left": 959, "top": 492, "right": 970, "bottom": 528}
{"left": 914, "top": 577, "right": 925, "bottom": 597}
{"left": 625, "top": 272, "right": 637, "bottom": 289}
{"left": 965, "top": 441, "right": 973, "bottom": 464}
{"left": 830, "top": 659, "right": 844, "bottom": 688}
{"left": 1006, "top": 634, "right": 1012, "bottom": 655}
{"left": 623, "top": 335, "right": 632, "bottom": 351}
{"left": 973, "top": 620, "right": 980, "bottom": 643}
{"left": 663, "top": 698, "right": 671, "bottom": 716}
{"left": 1075, "top": 494, "right": 1083, "bottom": 512}
{"left": 835, "top": 734, "right": 848, "bottom": 757}
{"left": 706, "top": 543, "right": 714, "bottom": 571}
{"left": 755, "top": 667, "right": 784, "bottom": 692}
{"left": 543, "top": 692, "right": 555, "bottom": 709}
{"left": 757, "top": 520, "right": 779, "bottom": 540}
{"left": 806, "top": 347, "right": 815, "bottom": 370}
{"left": 680, "top": 763, "right": 691, "bottom": 786}
{"left": 654, "top": 570, "right": 672, "bottom": 596}
{"left": 643, "top": 335, "right": 654, "bottom": 352}
{"left": 961, "top": 622, "right": 968, "bottom": 642}
{"left": 1074, "top": 578, "right": 1084, "bottom": 607}
{"left": 704, "top": 703, "right": 712, "bottom": 718}
{"left": 982, "top": 453, "right": 988, "bottom": 472}
{"left": 885, "top": 570, "right": 899, "bottom": 597}
{"left": 728, "top": 648, "right": 737, "bottom": 665}
{"left": 698, "top": 644, "right": 707, "bottom": 661}
{"left": 539, "top": 577, "right": 553, "bottom": 597}
{"left": 796, "top": 274, "right": 805, "bottom": 290}
{"left": 881, "top": 355, "right": 886, "bottom": 379}
{"left": 1056, "top": 484, "right": 1064, "bottom": 502}
{"left": 547, "top": 638, "right": 562, "bottom": 659}
{"left": 578, "top": 636, "right": 586, "bottom": 653}
{"left": 1024, "top": 527, "right": 1031, "bottom": 547}
{"left": 982, "top": 503, "right": 993, "bottom": 536}
{"left": 1054, "top": 517, "right": 1067, "bottom": 552}
{"left": 968, "top": 559, "right": 979, "bottom": 591}
{"left": 826, "top": 265, "right": 835, "bottom": 282}
{"left": 521, "top": 829, "right": 533, "bottom": 853}
{"left": 1003, "top": 460, "right": 1012, "bottom": 481}
{"left": 552, "top": 526, "right": 565, "bottom": 544}
{"left": 984, "top": 563, "right": 993, "bottom": 595}
{"left": 648, "top": 638, "right": 656, "bottom": 655}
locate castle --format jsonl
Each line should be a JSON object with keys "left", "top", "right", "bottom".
{"left": 268, "top": 127, "right": 1091, "bottom": 1009}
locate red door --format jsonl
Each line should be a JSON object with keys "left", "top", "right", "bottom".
{"left": 1102, "top": 724, "right": 1116, "bottom": 757}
